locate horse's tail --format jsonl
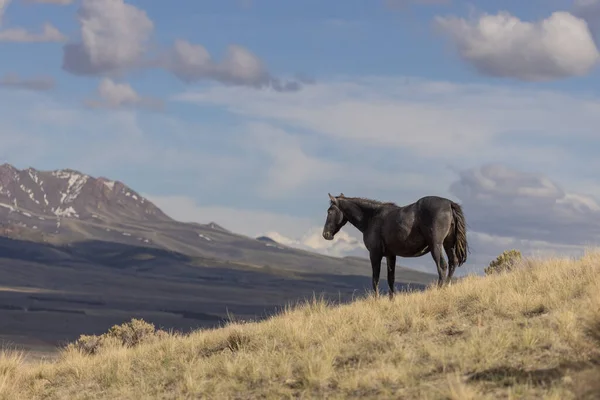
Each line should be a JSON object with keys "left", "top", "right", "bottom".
{"left": 450, "top": 201, "right": 469, "bottom": 267}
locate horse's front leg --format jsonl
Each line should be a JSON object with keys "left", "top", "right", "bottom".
{"left": 369, "top": 250, "right": 383, "bottom": 296}
{"left": 386, "top": 255, "right": 396, "bottom": 299}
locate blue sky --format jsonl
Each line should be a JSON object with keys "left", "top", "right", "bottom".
{"left": 2, "top": 0, "right": 600, "bottom": 275}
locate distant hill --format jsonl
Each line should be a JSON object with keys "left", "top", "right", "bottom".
{"left": 256, "top": 235, "right": 277, "bottom": 243}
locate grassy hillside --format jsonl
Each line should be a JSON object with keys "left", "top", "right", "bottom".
{"left": 2, "top": 251, "right": 600, "bottom": 399}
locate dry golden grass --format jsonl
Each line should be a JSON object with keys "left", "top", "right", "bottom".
{"left": 3, "top": 250, "right": 600, "bottom": 399}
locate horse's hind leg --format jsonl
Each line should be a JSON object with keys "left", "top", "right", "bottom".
{"left": 431, "top": 243, "right": 447, "bottom": 287}
{"left": 424, "top": 206, "right": 452, "bottom": 287}
{"left": 444, "top": 240, "right": 458, "bottom": 285}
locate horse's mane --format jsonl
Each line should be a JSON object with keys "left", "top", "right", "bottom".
{"left": 339, "top": 196, "right": 397, "bottom": 209}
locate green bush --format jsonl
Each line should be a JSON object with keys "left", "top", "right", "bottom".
{"left": 67, "top": 318, "right": 169, "bottom": 355}
{"left": 485, "top": 249, "right": 522, "bottom": 275}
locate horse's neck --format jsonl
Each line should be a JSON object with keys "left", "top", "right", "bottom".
{"left": 340, "top": 200, "right": 381, "bottom": 233}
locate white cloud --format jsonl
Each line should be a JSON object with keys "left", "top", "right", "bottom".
{"left": 62, "top": 0, "right": 154, "bottom": 75}
{"left": 85, "top": 78, "right": 163, "bottom": 110}
{"left": 435, "top": 11, "right": 600, "bottom": 81}
{"left": 163, "top": 39, "right": 306, "bottom": 92}
{"left": 0, "top": 0, "right": 66, "bottom": 42}
{"left": 0, "top": 74, "right": 54, "bottom": 91}
{"left": 60, "top": 0, "right": 307, "bottom": 91}
{"left": 173, "top": 77, "right": 600, "bottom": 165}
{"left": 166, "top": 40, "right": 266, "bottom": 86}
{"left": 174, "top": 79, "right": 488, "bottom": 158}
{"left": 264, "top": 229, "right": 367, "bottom": 258}
{"left": 450, "top": 164, "right": 600, "bottom": 246}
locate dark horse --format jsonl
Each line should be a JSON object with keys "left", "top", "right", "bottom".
{"left": 322, "top": 193, "right": 469, "bottom": 297}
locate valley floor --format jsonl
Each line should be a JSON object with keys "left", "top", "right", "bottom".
{"left": 1, "top": 251, "right": 600, "bottom": 399}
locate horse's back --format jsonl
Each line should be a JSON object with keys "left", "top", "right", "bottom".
{"left": 388, "top": 196, "right": 452, "bottom": 225}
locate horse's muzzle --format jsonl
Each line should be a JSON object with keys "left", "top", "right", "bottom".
{"left": 323, "top": 231, "right": 333, "bottom": 240}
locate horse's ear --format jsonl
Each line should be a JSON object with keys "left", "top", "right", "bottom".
{"left": 339, "top": 193, "right": 345, "bottom": 198}
{"left": 328, "top": 193, "right": 338, "bottom": 205}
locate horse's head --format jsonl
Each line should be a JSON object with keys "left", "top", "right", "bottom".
{"left": 322, "top": 193, "right": 348, "bottom": 241}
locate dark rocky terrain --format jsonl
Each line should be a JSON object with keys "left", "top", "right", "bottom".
{"left": 0, "top": 163, "right": 436, "bottom": 359}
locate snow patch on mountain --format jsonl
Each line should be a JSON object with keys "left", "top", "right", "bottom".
{"left": 103, "top": 180, "right": 115, "bottom": 191}
{"left": 54, "top": 206, "right": 79, "bottom": 218}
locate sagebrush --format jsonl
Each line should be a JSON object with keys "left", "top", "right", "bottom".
{"left": 66, "top": 318, "right": 168, "bottom": 355}
{"left": 484, "top": 249, "right": 522, "bottom": 275}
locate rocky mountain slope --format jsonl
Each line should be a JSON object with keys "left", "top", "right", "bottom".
{"left": 0, "top": 164, "right": 347, "bottom": 274}
{"left": 0, "top": 163, "right": 168, "bottom": 222}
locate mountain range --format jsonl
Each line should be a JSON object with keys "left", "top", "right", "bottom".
{"left": 0, "top": 163, "right": 372, "bottom": 274}
{"left": 0, "top": 163, "right": 436, "bottom": 359}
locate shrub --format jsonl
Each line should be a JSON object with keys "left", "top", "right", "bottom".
{"left": 484, "top": 249, "right": 522, "bottom": 275}
{"left": 67, "top": 318, "right": 169, "bottom": 355}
